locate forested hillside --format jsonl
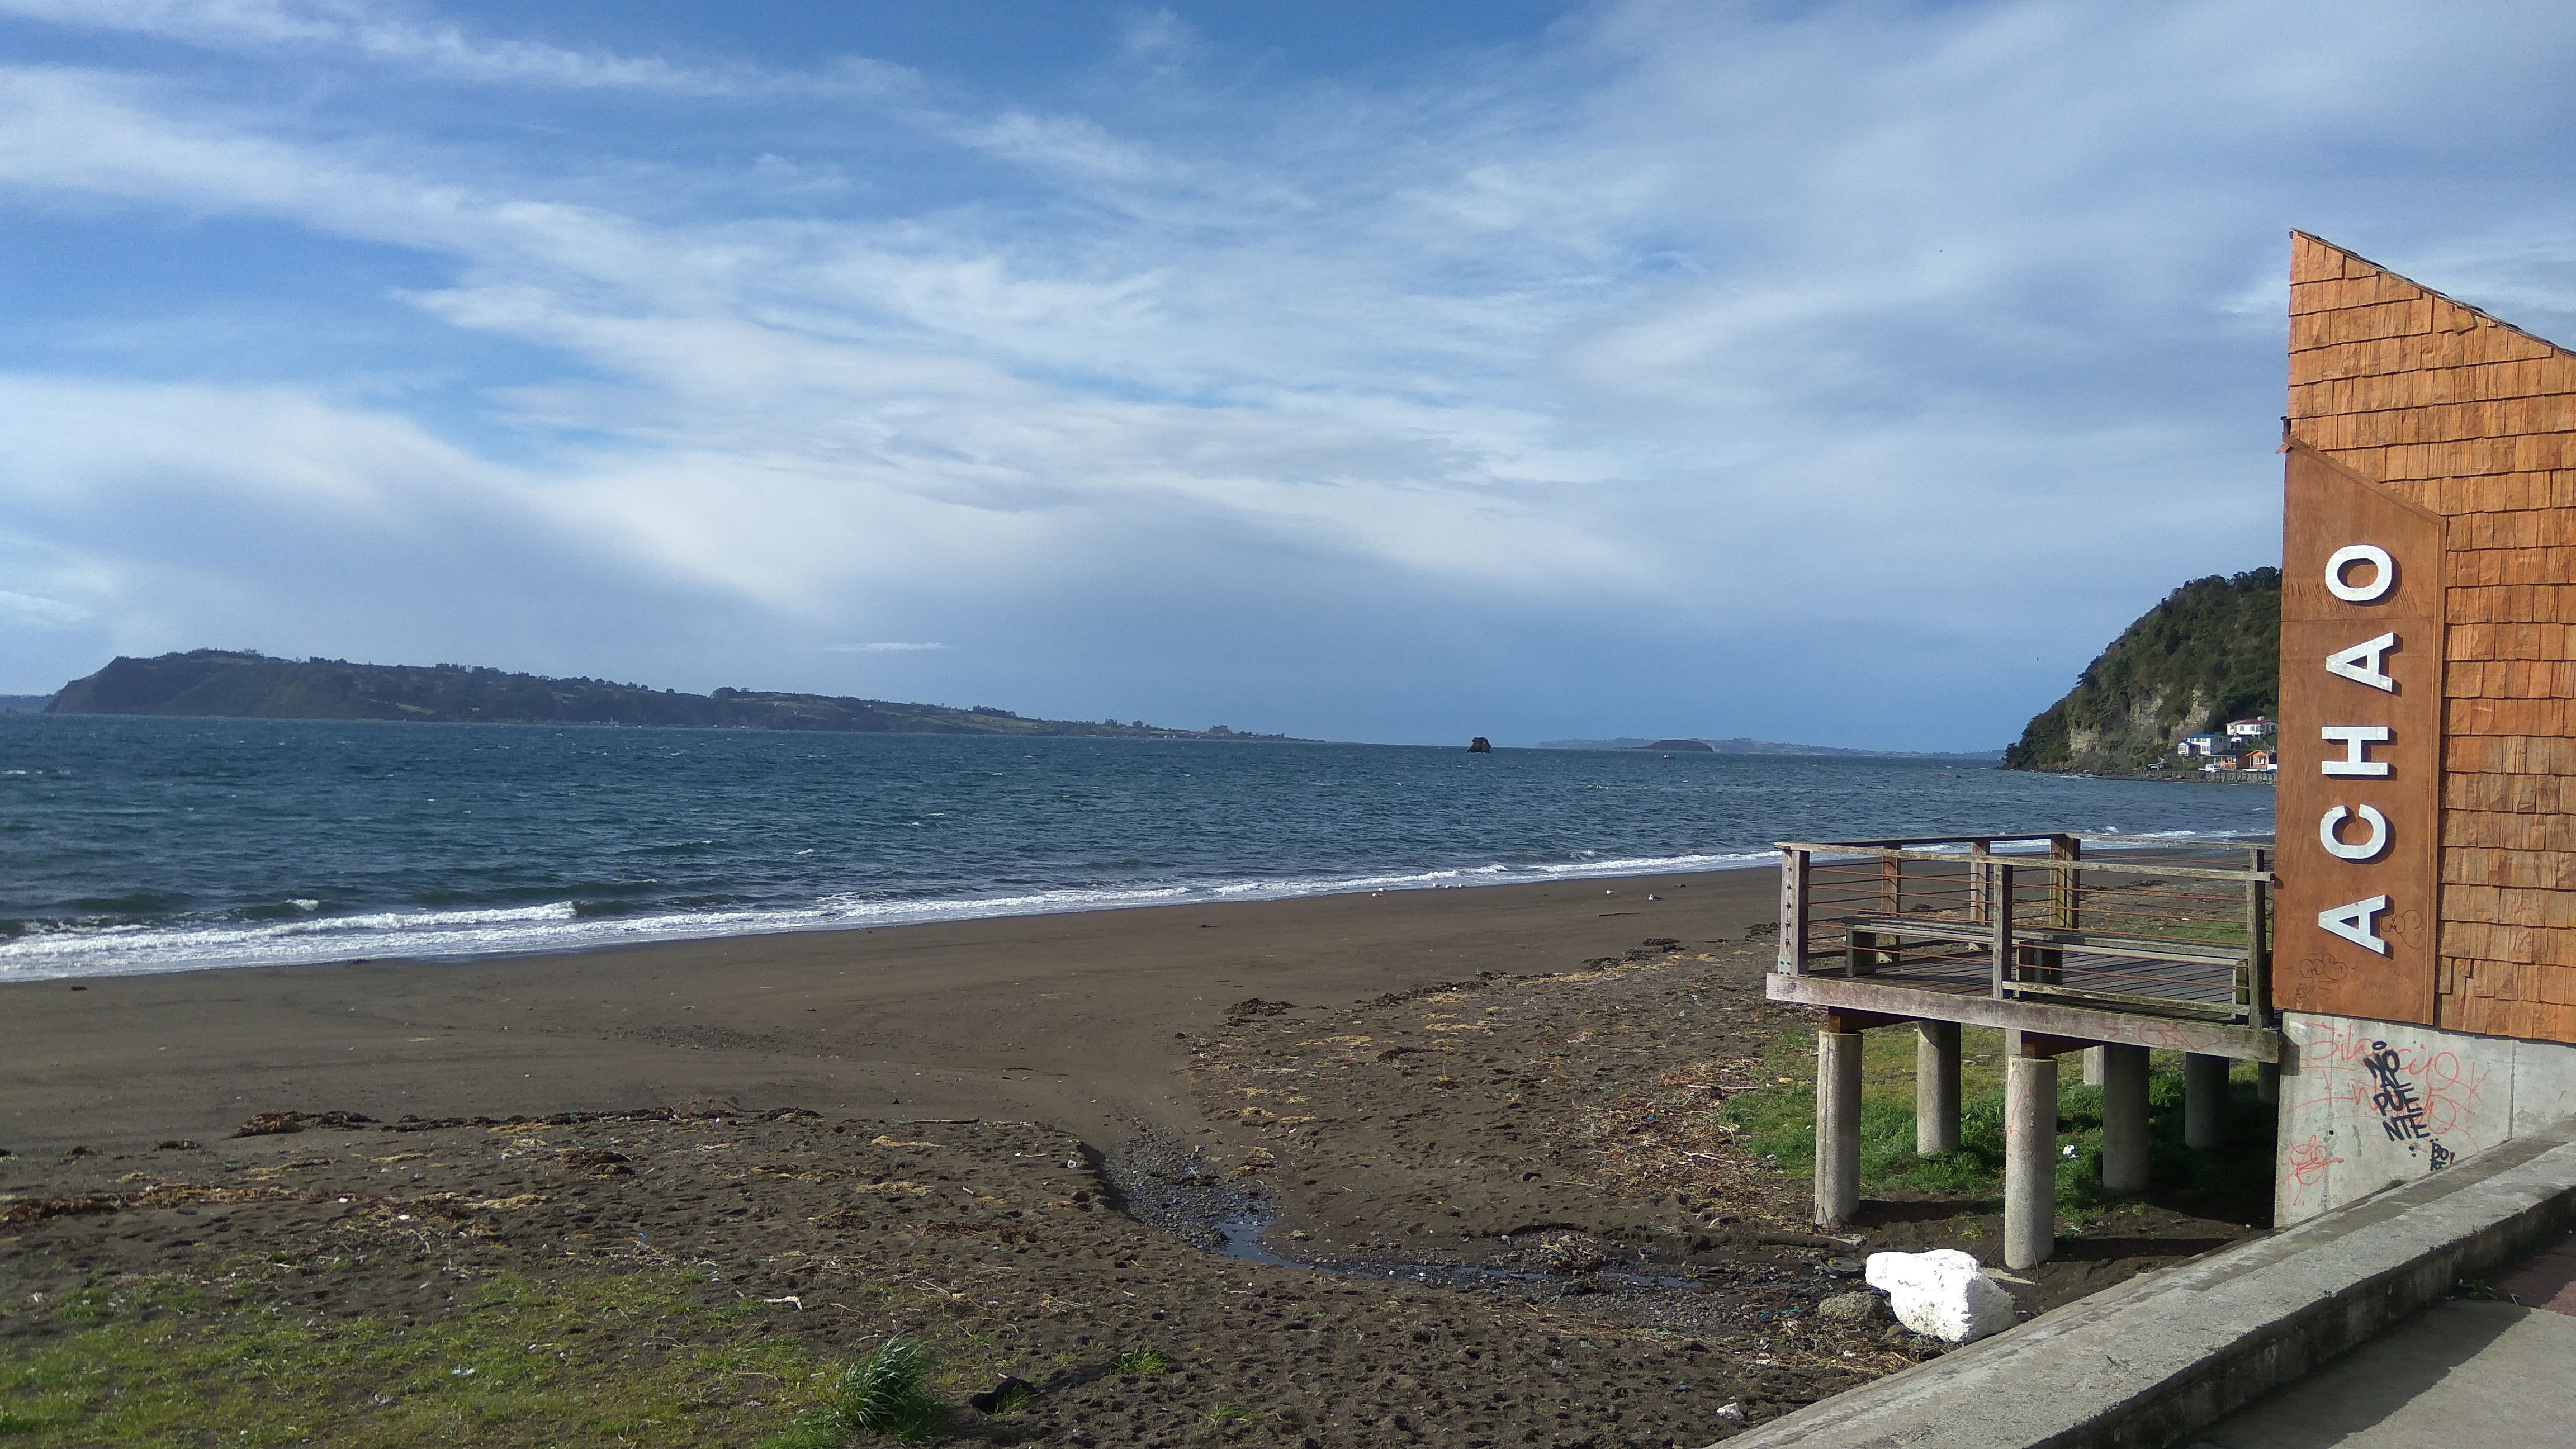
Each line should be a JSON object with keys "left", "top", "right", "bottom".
{"left": 2002, "top": 569, "right": 2279, "bottom": 774}
{"left": 45, "top": 651, "right": 1287, "bottom": 740}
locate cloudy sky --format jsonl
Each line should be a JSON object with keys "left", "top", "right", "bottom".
{"left": 3, "top": 1, "right": 2572, "bottom": 747}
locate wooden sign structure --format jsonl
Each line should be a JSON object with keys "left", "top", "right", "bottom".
{"left": 2275, "top": 444, "right": 2445, "bottom": 1022}
{"left": 2282, "top": 233, "right": 2576, "bottom": 1044}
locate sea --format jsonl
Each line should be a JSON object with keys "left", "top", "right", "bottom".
{"left": 0, "top": 714, "right": 2275, "bottom": 983}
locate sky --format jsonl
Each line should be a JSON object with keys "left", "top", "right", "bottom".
{"left": 2, "top": 2, "right": 2573, "bottom": 749}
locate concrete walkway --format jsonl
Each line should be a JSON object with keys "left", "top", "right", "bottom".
{"left": 1724, "top": 1115, "right": 2576, "bottom": 1448}
{"left": 2185, "top": 1228, "right": 2576, "bottom": 1447}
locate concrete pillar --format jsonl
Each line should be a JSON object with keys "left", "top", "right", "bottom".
{"left": 2079, "top": 1046, "right": 2105, "bottom": 1086}
{"left": 1816, "top": 1031, "right": 1863, "bottom": 1227}
{"left": 2256, "top": 1060, "right": 2280, "bottom": 1105}
{"left": 2184, "top": 1052, "right": 2231, "bottom": 1151}
{"left": 2099, "top": 1044, "right": 2151, "bottom": 1195}
{"left": 2005, "top": 1053, "right": 2059, "bottom": 1270}
{"left": 1916, "top": 1021, "right": 1961, "bottom": 1156}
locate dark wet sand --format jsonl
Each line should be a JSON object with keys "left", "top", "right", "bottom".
{"left": 0, "top": 868, "right": 1779, "bottom": 1158}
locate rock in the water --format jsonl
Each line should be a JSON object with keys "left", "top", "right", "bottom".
{"left": 1816, "top": 1290, "right": 1892, "bottom": 1324}
{"left": 1863, "top": 1248, "right": 2016, "bottom": 1343}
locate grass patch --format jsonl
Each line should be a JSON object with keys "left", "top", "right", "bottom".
{"left": 1111, "top": 1345, "right": 1176, "bottom": 1376}
{"left": 0, "top": 1266, "right": 820, "bottom": 1448}
{"left": 1720, "top": 1025, "right": 2276, "bottom": 1219}
{"left": 761, "top": 1338, "right": 945, "bottom": 1448}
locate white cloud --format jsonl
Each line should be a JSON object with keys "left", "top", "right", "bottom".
{"left": 0, "top": 0, "right": 912, "bottom": 96}
{"left": 0, "top": 1, "right": 2571, "bottom": 740}
{"left": 0, "top": 589, "right": 88, "bottom": 626}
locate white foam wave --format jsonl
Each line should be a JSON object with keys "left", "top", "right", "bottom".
{"left": 0, "top": 850, "right": 1779, "bottom": 982}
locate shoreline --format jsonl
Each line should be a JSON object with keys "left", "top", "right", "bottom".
{"left": 0, "top": 861, "right": 1782, "bottom": 1157}
{"left": 0, "top": 850, "right": 1785, "bottom": 986}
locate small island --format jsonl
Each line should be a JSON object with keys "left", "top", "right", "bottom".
{"left": 41, "top": 650, "right": 1301, "bottom": 742}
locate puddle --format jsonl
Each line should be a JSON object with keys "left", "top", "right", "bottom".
{"left": 1214, "top": 1211, "right": 1301, "bottom": 1267}
{"left": 1101, "top": 1128, "right": 1730, "bottom": 1329}
{"left": 1210, "top": 1204, "right": 1705, "bottom": 1294}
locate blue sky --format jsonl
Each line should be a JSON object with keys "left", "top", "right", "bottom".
{"left": 2, "top": 1, "right": 2573, "bottom": 747}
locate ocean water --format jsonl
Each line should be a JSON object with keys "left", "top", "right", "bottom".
{"left": 0, "top": 715, "right": 2275, "bottom": 982}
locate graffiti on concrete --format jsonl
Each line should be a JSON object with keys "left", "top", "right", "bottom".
{"left": 2277, "top": 1131, "right": 2345, "bottom": 1213}
{"left": 2277, "top": 1017, "right": 2489, "bottom": 1211}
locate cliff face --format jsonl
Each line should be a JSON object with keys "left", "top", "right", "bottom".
{"left": 45, "top": 651, "right": 1281, "bottom": 740}
{"left": 2002, "top": 569, "right": 2279, "bottom": 773}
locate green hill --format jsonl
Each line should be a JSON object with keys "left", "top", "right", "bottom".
{"left": 45, "top": 650, "right": 1292, "bottom": 741}
{"left": 2002, "top": 569, "right": 2279, "bottom": 774}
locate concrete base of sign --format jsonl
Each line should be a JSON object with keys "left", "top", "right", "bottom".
{"left": 2276, "top": 1011, "right": 2576, "bottom": 1224}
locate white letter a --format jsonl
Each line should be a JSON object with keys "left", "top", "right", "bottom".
{"left": 2319, "top": 895, "right": 2391, "bottom": 955}
{"left": 2326, "top": 632, "right": 2399, "bottom": 692}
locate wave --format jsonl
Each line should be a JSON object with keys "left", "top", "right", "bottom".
{"left": 0, "top": 849, "right": 1779, "bottom": 983}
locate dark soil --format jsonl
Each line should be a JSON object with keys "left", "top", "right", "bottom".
{"left": 0, "top": 937, "right": 2267, "bottom": 1445}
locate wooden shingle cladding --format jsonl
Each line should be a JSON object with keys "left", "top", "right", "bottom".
{"left": 2286, "top": 232, "right": 2576, "bottom": 1043}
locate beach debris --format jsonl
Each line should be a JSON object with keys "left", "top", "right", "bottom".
{"left": 548, "top": 1148, "right": 633, "bottom": 1178}
{"left": 1535, "top": 1233, "right": 1606, "bottom": 1276}
{"left": 153, "top": 1140, "right": 198, "bottom": 1151}
{"left": 1816, "top": 1290, "right": 1893, "bottom": 1324}
{"left": 1713, "top": 1400, "right": 1748, "bottom": 1420}
{"left": 1864, "top": 1249, "right": 2015, "bottom": 1343}
{"left": 231, "top": 1110, "right": 376, "bottom": 1138}
{"left": 1225, "top": 998, "right": 1291, "bottom": 1019}
{"left": 968, "top": 1375, "right": 1036, "bottom": 1414}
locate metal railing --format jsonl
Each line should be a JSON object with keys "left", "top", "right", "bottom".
{"left": 1775, "top": 835, "right": 2275, "bottom": 1024}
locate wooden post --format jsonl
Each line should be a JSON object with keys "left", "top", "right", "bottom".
{"left": 1777, "top": 847, "right": 1808, "bottom": 975}
{"left": 2005, "top": 1050, "right": 2059, "bottom": 1268}
{"left": 1880, "top": 847, "right": 1902, "bottom": 916}
{"left": 1816, "top": 1029, "right": 1864, "bottom": 1227}
{"left": 1916, "top": 1021, "right": 1961, "bottom": 1155}
{"left": 2051, "top": 835, "right": 2082, "bottom": 929}
{"left": 1990, "top": 861, "right": 2015, "bottom": 998}
{"left": 2246, "top": 852, "right": 2271, "bottom": 1024}
{"left": 1969, "top": 839, "right": 1991, "bottom": 923}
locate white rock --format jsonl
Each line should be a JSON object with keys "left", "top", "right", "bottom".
{"left": 1862, "top": 1248, "right": 2016, "bottom": 1343}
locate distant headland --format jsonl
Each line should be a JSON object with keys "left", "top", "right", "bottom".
{"left": 1539, "top": 736, "right": 2001, "bottom": 760}
{"left": 37, "top": 650, "right": 1302, "bottom": 742}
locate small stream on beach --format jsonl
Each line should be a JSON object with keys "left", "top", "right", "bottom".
{"left": 1099, "top": 1129, "right": 1802, "bottom": 1332}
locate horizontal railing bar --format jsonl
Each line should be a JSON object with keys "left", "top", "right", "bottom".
{"left": 1779, "top": 848, "right": 2272, "bottom": 884}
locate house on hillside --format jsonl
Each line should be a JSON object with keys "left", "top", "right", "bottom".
{"left": 2225, "top": 717, "right": 2275, "bottom": 740}
{"left": 2202, "top": 753, "right": 2243, "bottom": 773}
{"left": 2179, "top": 733, "right": 2220, "bottom": 757}
{"left": 2243, "top": 749, "right": 2275, "bottom": 771}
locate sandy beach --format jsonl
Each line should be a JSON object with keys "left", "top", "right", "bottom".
{"left": 0, "top": 869, "right": 1779, "bottom": 1157}
{"left": 0, "top": 868, "right": 2263, "bottom": 1445}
